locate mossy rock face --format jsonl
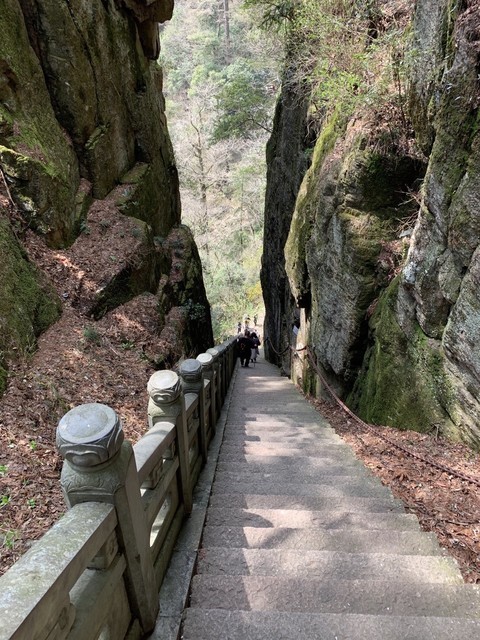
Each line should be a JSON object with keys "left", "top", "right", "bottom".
{"left": 0, "top": 211, "right": 61, "bottom": 394}
{"left": 3, "top": 0, "right": 180, "bottom": 221}
{"left": 287, "top": 113, "right": 423, "bottom": 383}
{"left": 402, "top": 2, "right": 480, "bottom": 340}
{"left": 160, "top": 225, "right": 214, "bottom": 354}
{"left": 351, "top": 277, "right": 456, "bottom": 434}
{"left": 442, "top": 245, "right": 480, "bottom": 448}
{"left": 0, "top": 0, "right": 80, "bottom": 246}
{"left": 387, "top": 0, "right": 480, "bottom": 447}
{"left": 285, "top": 110, "right": 345, "bottom": 307}
{"left": 407, "top": 0, "right": 451, "bottom": 155}
{"left": 116, "top": 160, "right": 179, "bottom": 236}
{"left": 260, "top": 78, "right": 310, "bottom": 368}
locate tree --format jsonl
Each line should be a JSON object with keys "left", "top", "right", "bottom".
{"left": 212, "top": 61, "right": 274, "bottom": 141}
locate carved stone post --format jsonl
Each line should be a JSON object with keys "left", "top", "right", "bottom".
{"left": 207, "top": 347, "right": 222, "bottom": 417}
{"left": 56, "top": 403, "right": 158, "bottom": 635}
{"left": 197, "top": 352, "right": 216, "bottom": 438}
{"left": 146, "top": 371, "right": 192, "bottom": 514}
{"left": 179, "top": 359, "right": 207, "bottom": 463}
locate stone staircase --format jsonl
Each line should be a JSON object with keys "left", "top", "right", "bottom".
{"left": 181, "top": 360, "right": 480, "bottom": 639}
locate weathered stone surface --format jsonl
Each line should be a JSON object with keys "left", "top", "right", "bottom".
{"left": 201, "top": 526, "right": 440, "bottom": 555}
{"left": 190, "top": 575, "right": 480, "bottom": 617}
{"left": 356, "top": 2, "right": 480, "bottom": 445}
{"left": 197, "top": 547, "right": 462, "bottom": 583}
{"left": 183, "top": 609, "right": 480, "bottom": 640}
{"left": 260, "top": 73, "right": 310, "bottom": 373}
{"left": 0, "top": 0, "right": 80, "bottom": 245}
{"left": 266, "top": 1, "right": 480, "bottom": 447}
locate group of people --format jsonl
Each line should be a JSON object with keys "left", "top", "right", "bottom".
{"left": 236, "top": 330, "right": 261, "bottom": 367}
{"left": 237, "top": 314, "right": 259, "bottom": 334}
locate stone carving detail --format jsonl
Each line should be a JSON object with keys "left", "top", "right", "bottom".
{"left": 197, "top": 352, "right": 213, "bottom": 371}
{"left": 163, "top": 442, "right": 176, "bottom": 460}
{"left": 179, "top": 358, "right": 203, "bottom": 394}
{"left": 148, "top": 370, "right": 181, "bottom": 405}
{"left": 56, "top": 404, "right": 124, "bottom": 468}
{"left": 147, "top": 370, "right": 183, "bottom": 423}
{"left": 142, "top": 458, "right": 164, "bottom": 489}
{"left": 59, "top": 444, "right": 133, "bottom": 497}
{"left": 206, "top": 347, "right": 219, "bottom": 361}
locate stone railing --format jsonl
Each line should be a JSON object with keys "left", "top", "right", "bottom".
{"left": 0, "top": 338, "right": 237, "bottom": 640}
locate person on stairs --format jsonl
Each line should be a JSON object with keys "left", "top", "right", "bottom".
{"left": 237, "top": 331, "right": 254, "bottom": 367}
{"left": 250, "top": 331, "right": 260, "bottom": 362}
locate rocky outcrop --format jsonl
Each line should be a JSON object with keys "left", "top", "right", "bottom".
{"left": 267, "top": 0, "right": 480, "bottom": 448}
{"left": 260, "top": 71, "right": 310, "bottom": 371}
{"left": 0, "top": 0, "right": 213, "bottom": 392}
{"left": 285, "top": 109, "right": 424, "bottom": 394}
{"left": 371, "top": 0, "right": 480, "bottom": 446}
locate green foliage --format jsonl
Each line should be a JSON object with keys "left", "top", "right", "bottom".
{"left": 0, "top": 465, "right": 7, "bottom": 476}
{"left": 212, "top": 62, "right": 273, "bottom": 141}
{"left": 161, "top": 0, "right": 276, "bottom": 339}
{"left": 1, "top": 528, "right": 18, "bottom": 550}
{"left": 82, "top": 325, "right": 101, "bottom": 345}
{"left": 243, "top": 0, "right": 295, "bottom": 30}
{"left": 0, "top": 494, "right": 11, "bottom": 507}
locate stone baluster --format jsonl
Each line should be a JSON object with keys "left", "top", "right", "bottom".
{"left": 206, "top": 347, "right": 222, "bottom": 417}
{"left": 197, "top": 352, "right": 216, "bottom": 437}
{"left": 179, "top": 358, "right": 207, "bottom": 463}
{"left": 56, "top": 403, "right": 158, "bottom": 635}
{"left": 146, "top": 370, "right": 192, "bottom": 514}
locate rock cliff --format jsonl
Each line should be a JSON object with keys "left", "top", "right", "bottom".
{"left": 0, "top": 0, "right": 213, "bottom": 393}
{"left": 265, "top": 0, "right": 480, "bottom": 448}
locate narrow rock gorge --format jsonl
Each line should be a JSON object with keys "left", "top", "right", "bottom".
{"left": 262, "top": 0, "right": 480, "bottom": 449}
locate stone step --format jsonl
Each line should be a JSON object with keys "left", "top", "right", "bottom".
{"left": 213, "top": 472, "right": 392, "bottom": 498}
{"left": 197, "top": 548, "right": 462, "bottom": 583}
{"left": 219, "top": 449, "right": 362, "bottom": 464}
{"left": 207, "top": 496, "right": 409, "bottom": 517}
{"left": 211, "top": 479, "right": 392, "bottom": 499}
{"left": 225, "top": 418, "right": 323, "bottom": 429}
{"left": 190, "top": 575, "right": 480, "bottom": 617}
{"left": 225, "top": 418, "right": 332, "bottom": 428}
{"left": 215, "top": 457, "right": 371, "bottom": 476}
{"left": 182, "top": 609, "right": 480, "bottom": 640}
{"left": 222, "top": 430, "right": 343, "bottom": 444}
{"left": 219, "top": 441, "right": 353, "bottom": 456}
{"left": 201, "top": 525, "right": 444, "bottom": 555}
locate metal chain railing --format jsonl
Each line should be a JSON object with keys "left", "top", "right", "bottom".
{"left": 266, "top": 336, "right": 480, "bottom": 490}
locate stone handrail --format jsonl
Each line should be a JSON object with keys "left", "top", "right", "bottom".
{"left": 0, "top": 337, "right": 238, "bottom": 640}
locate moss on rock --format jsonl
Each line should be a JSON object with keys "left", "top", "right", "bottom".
{"left": 0, "top": 0, "right": 80, "bottom": 246}
{"left": 351, "top": 277, "right": 455, "bottom": 433}
{"left": 285, "top": 109, "right": 345, "bottom": 306}
{"left": 0, "top": 212, "right": 61, "bottom": 394}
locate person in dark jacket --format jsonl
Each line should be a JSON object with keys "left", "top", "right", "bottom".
{"left": 250, "top": 331, "right": 260, "bottom": 362}
{"left": 237, "top": 331, "right": 254, "bottom": 367}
